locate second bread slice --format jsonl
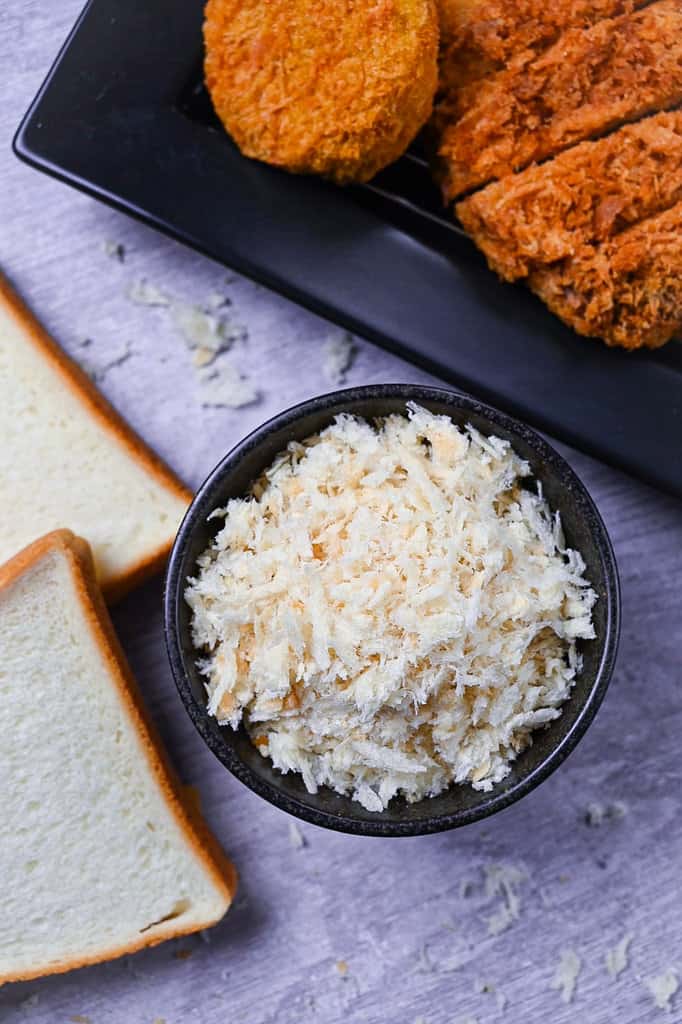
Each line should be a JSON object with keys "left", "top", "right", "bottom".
{"left": 0, "top": 530, "right": 236, "bottom": 984}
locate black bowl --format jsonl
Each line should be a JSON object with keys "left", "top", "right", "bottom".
{"left": 164, "top": 385, "right": 620, "bottom": 836}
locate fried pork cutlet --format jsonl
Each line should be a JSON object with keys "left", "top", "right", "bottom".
{"left": 204, "top": 0, "right": 438, "bottom": 185}
{"left": 437, "top": 0, "right": 682, "bottom": 201}
{"left": 436, "top": 0, "right": 643, "bottom": 97}
{"left": 530, "top": 201, "right": 682, "bottom": 349}
{"left": 456, "top": 112, "right": 682, "bottom": 282}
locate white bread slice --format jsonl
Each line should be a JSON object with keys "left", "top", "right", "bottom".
{"left": 0, "top": 530, "right": 236, "bottom": 984}
{"left": 0, "top": 274, "right": 192, "bottom": 601}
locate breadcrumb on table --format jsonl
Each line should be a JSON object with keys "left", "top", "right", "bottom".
{"left": 436, "top": 0, "right": 682, "bottom": 200}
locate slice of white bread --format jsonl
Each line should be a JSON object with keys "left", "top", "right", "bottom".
{"left": 0, "top": 274, "right": 192, "bottom": 601}
{"left": 0, "top": 530, "right": 236, "bottom": 984}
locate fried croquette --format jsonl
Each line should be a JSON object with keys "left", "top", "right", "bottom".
{"left": 204, "top": 0, "right": 439, "bottom": 185}
{"left": 436, "top": 0, "right": 643, "bottom": 96}
{"left": 456, "top": 112, "right": 682, "bottom": 282}
{"left": 530, "top": 201, "right": 682, "bottom": 350}
{"left": 437, "top": 0, "right": 682, "bottom": 201}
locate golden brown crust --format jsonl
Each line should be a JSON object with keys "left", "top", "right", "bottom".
{"left": 436, "top": 1, "right": 682, "bottom": 200}
{"left": 204, "top": 0, "right": 438, "bottom": 184}
{"left": 0, "top": 274, "right": 193, "bottom": 602}
{"left": 529, "top": 200, "right": 682, "bottom": 349}
{"left": 456, "top": 111, "right": 682, "bottom": 281}
{"left": 435, "top": 0, "right": 642, "bottom": 96}
{"left": 0, "top": 530, "right": 237, "bottom": 985}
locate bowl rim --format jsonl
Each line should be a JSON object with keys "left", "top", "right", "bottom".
{"left": 164, "top": 383, "right": 621, "bottom": 837}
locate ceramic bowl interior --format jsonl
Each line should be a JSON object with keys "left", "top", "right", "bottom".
{"left": 164, "top": 385, "right": 620, "bottom": 836}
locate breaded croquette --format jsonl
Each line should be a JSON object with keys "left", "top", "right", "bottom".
{"left": 204, "top": 0, "right": 439, "bottom": 185}
{"left": 437, "top": 0, "right": 682, "bottom": 200}
{"left": 456, "top": 112, "right": 682, "bottom": 282}
{"left": 530, "top": 201, "right": 682, "bottom": 350}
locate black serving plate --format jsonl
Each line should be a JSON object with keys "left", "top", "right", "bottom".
{"left": 164, "top": 386, "right": 620, "bottom": 836}
{"left": 13, "top": 0, "right": 682, "bottom": 497}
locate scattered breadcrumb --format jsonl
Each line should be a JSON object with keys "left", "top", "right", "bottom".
{"left": 585, "top": 801, "right": 628, "bottom": 826}
{"left": 606, "top": 934, "right": 633, "bottom": 980}
{"left": 207, "top": 291, "right": 232, "bottom": 310}
{"left": 103, "top": 239, "right": 125, "bottom": 262}
{"left": 484, "top": 864, "right": 525, "bottom": 935}
{"left": 174, "top": 948, "right": 193, "bottom": 961}
{"left": 198, "top": 362, "right": 259, "bottom": 409}
{"left": 80, "top": 340, "right": 134, "bottom": 383}
{"left": 551, "top": 949, "right": 582, "bottom": 1004}
{"left": 69, "top": 1017, "right": 91, "bottom": 1024}
{"left": 171, "top": 301, "right": 245, "bottom": 364}
{"left": 288, "top": 821, "right": 306, "bottom": 849}
{"left": 322, "top": 330, "right": 357, "bottom": 384}
{"left": 127, "top": 279, "right": 170, "bottom": 307}
{"left": 645, "top": 969, "right": 679, "bottom": 1012}
{"left": 336, "top": 960, "right": 349, "bottom": 977}
{"left": 152, "top": 1018, "right": 167, "bottom": 1024}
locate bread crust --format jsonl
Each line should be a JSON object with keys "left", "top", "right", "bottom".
{"left": 0, "top": 530, "right": 237, "bottom": 985}
{"left": 0, "top": 274, "right": 193, "bottom": 603}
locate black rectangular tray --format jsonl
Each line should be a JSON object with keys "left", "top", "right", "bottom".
{"left": 14, "top": 0, "right": 682, "bottom": 497}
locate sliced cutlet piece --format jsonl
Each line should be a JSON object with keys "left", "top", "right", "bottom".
{"left": 529, "top": 200, "right": 682, "bottom": 349}
{"left": 456, "top": 111, "right": 682, "bottom": 281}
{"left": 437, "top": 0, "right": 644, "bottom": 96}
{"left": 437, "top": 0, "right": 682, "bottom": 201}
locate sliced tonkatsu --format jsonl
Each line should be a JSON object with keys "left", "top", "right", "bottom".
{"left": 437, "top": 0, "right": 682, "bottom": 200}
{"left": 456, "top": 111, "right": 682, "bottom": 281}
{"left": 530, "top": 200, "right": 682, "bottom": 349}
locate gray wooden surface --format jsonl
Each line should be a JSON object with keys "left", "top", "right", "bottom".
{"left": 2, "top": 4, "right": 681, "bottom": 1022}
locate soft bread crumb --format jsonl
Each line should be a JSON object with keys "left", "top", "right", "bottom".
{"left": 585, "top": 801, "right": 628, "bottom": 826}
{"left": 288, "top": 821, "right": 306, "bottom": 849}
{"left": 484, "top": 864, "right": 525, "bottom": 936}
{"left": 606, "top": 934, "right": 633, "bottom": 980}
{"left": 551, "top": 949, "right": 582, "bottom": 1004}
{"left": 322, "top": 331, "right": 357, "bottom": 384}
{"left": 198, "top": 362, "right": 259, "bottom": 409}
{"left": 645, "top": 969, "right": 679, "bottom": 1012}
{"left": 103, "top": 240, "right": 125, "bottom": 262}
{"left": 127, "top": 279, "right": 169, "bottom": 307}
{"left": 188, "top": 406, "right": 595, "bottom": 810}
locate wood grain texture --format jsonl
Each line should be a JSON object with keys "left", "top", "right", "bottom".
{"left": 1, "top": 4, "right": 681, "bottom": 1022}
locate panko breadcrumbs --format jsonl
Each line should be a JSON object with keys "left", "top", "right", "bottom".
{"left": 187, "top": 405, "right": 596, "bottom": 812}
